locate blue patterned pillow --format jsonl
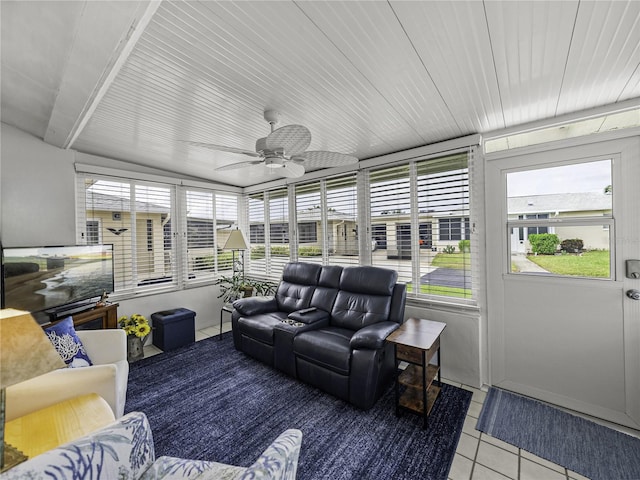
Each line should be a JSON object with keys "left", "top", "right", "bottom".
{"left": 45, "top": 316, "right": 93, "bottom": 367}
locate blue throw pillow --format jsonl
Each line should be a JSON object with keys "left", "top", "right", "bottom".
{"left": 45, "top": 316, "right": 93, "bottom": 368}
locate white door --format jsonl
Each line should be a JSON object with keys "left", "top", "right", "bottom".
{"left": 486, "top": 135, "right": 640, "bottom": 429}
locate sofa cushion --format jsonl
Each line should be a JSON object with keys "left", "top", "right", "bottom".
{"left": 294, "top": 327, "right": 353, "bottom": 375}
{"left": 237, "top": 312, "right": 289, "bottom": 345}
{"left": 282, "top": 261, "right": 322, "bottom": 285}
{"left": 276, "top": 281, "right": 315, "bottom": 313}
{"left": 339, "top": 266, "right": 397, "bottom": 295}
{"left": 331, "top": 291, "right": 392, "bottom": 331}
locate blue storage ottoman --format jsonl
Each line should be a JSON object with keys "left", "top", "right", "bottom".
{"left": 151, "top": 308, "right": 196, "bottom": 351}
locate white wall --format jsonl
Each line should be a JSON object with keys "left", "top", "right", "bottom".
{"left": 1, "top": 122, "right": 482, "bottom": 387}
{"left": 0, "top": 123, "right": 225, "bottom": 329}
{"left": 405, "top": 304, "right": 481, "bottom": 388}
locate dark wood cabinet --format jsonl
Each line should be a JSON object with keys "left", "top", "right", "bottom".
{"left": 43, "top": 303, "right": 119, "bottom": 330}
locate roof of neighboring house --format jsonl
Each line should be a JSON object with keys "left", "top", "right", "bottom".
{"left": 86, "top": 191, "right": 169, "bottom": 214}
{"left": 507, "top": 192, "right": 611, "bottom": 214}
{"left": 266, "top": 209, "right": 356, "bottom": 224}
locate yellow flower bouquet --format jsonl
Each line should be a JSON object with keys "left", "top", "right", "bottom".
{"left": 118, "top": 313, "right": 151, "bottom": 338}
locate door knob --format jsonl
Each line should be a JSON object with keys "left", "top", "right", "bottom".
{"left": 626, "top": 289, "right": 640, "bottom": 300}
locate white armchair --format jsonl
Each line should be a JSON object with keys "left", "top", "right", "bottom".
{"left": 5, "top": 328, "right": 129, "bottom": 421}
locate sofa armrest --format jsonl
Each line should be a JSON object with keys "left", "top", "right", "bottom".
{"left": 239, "top": 428, "right": 303, "bottom": 480}
{"left": 350, "top": 321, "right": 400, "bottom": 350}
{"left": 77, "top": 329, "right": 126, "bottom": 365}
{"left": 233, "top": 296, "right": 278, "bottom": 316}
{"left": 0, "top": 411, "right": 155, "bottom": 480}
{"left": 5, "top": 364, "right": 123, "bottom": 421}
{"left": 287, "top": 309, "right": 330, "bottom": 324}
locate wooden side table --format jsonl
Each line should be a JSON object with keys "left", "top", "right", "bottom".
{"left": 386, "top": 318, "right": 446, "bottom": 428}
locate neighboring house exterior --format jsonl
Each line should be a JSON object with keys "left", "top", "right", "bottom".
{"left": 85, "top": 191, "right": 236, "bottom": 286}
{"left": 508, "top": 192, "right": 612, "bottom": 254}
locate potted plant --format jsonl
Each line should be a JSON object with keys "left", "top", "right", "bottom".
{"left": 214, "top": 274, "right": 277, "bottom": 304}
{"left": 118, "top": 313, "right": 151, "bottom": 363}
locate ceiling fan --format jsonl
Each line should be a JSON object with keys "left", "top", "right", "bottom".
{"left": 186, "top": 110, "right": 358, "bottom": 178}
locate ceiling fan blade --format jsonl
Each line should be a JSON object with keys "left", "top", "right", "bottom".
{"left": 184, "top": 141, "right": 260, "bottom": 157}
{"left": 293, "top": 150, "right": 359, "bottom": 169}
{"left": 279, "top": 162, "right": 306, "bottom": 178}
{"left": 266, "top": 125, "right": 311, "bottom": 156}
{"left": 215, "top": 160, "right": 263, "bottom": 171}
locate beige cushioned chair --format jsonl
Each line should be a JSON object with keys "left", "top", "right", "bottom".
{"left": 5, "top": 328, "right": 129, "bottom": 421}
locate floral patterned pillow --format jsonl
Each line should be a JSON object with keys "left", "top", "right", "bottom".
{"left": 45, "top": 316, "right": 93, "bottom": 367}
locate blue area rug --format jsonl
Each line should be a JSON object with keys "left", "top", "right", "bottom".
{"left": 476, "top": 387, "right": 640, "bottom": 480}
{"left": 126, "top": 333, "right": 472, "bottom": 480}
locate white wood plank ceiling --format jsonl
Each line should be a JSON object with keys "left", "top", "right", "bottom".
{"left": 2, "top": 0, "right": 640, "bottom": 187}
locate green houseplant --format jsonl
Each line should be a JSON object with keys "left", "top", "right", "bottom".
{"left": 214, "top": 274, "right": 277, "bottom": 304}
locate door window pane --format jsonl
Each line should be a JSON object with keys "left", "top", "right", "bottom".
{"left": 507, "top": 160, "right": 612, "bottom": 278}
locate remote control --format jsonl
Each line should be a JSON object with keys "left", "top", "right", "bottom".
{"left": 297, "top": 307, "right": 317, "bottom": 314}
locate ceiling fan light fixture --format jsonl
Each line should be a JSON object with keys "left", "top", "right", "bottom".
{"left": 264, "top": 157, "right": 285, "bottom": 168}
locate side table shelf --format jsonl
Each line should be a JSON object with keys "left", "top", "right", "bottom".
{"left": 386, "top": 318, "right": 446, "bottom": 429}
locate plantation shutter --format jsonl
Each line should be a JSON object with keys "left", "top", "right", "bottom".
{"left": 415, "top": 152, "right": 472, "bottom": 301}
{"left": 247, "top": 192, "right": 266, "bottom": 277}
{"left": 295, "top": 181, "right": 323, "bottom": 265}
{"left": 268, "top": 187, "right": 290, "bottom": 278}
{"left": 369, "top": 164, "right": 413, "bottom": 282}
{"left": 325, "top": 173, "right": 359, "bottom": 266}
{"left": 183, "top": 190, "right": 239, "bottom": 282}
{"left": 78, "top": 176, "right": 177, "bottom": 295}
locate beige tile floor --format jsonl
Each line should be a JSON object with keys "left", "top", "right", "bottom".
{"left": 143, "top": 321, "right": 595, "bottom": 480}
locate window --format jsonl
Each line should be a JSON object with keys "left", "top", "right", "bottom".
{"left": 438, "top": 217, "right": 470, "bottom": 241}
{"left": 247, "top": 188, "right": 290, "bottom": 279}
{"left": 368, "top": 153, "right": 472, "bottom": 300}
{"left": 506, "top": 159, "right": 612, "bottom": 278}
{"left": 298, "top": 223, "right": 317, "bottom": 243}
{"left": 183, "top": 190, "right": 239, "bottom": 279}
{"left": 295, "top": 182, "right": 323, "bottom": 263}
{"left": 325, "top": 174, "right": 358, "bottom": 266}
{"left": 86, "top": 220, "right": 100, "bottom": 245}
{"left": 77, "top": 175, "right": 240, "bottom": 295}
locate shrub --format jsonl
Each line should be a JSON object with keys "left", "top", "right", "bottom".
{"left": 271, "top": 245, "right": 290, "bottom": 256}
{"left": 528, "top": 233, "right": 559, "bottom": 254}
{"left": 560, "top": 238, "right": 583, "bottom": 253}
{"left": 443, "top": 245, "right": 456, "bottom": 254}
{"left": 299, "top": 246, "right": 322, "bottom": 257}
{"left": 458, "top": 239, "right": 470, "bottom": 253}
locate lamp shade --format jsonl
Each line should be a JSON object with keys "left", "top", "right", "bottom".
{"left": 0, "top": 309, "right": 65, "bottom": 389}
{"left": 223, "top": 229, "right": 249, "bottom": 250}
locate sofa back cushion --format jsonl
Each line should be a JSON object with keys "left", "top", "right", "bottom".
{"left": 310, "top": 265, "right": 343, "bottom": 312}
{"left": 330, "top": 266, "right": 398, "bottom": 330}
{"left": 276, "top": 262, "right": 322, "bottom": 313}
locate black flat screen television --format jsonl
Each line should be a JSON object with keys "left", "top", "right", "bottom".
{"left": 1, "top": 244, "right": 114, "bottom": 316}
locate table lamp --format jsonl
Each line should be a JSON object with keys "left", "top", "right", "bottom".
{"left": 0, "top": 309, "right": 65, "bottom": 471}
{"left": 223, "top": 228, "right": 249, "bottom": 280}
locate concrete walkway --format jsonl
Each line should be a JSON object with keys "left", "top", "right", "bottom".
{"left": 511, "top": 254, "right": 549, "bottom": 273}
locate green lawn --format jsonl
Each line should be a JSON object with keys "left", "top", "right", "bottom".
{"left": 526, "top": 250, "right": 610, "bottom": 277}
{"left": 406, "top": 282, "right": 471, "bottom": 299}
{"left": 430, "top": 252, "right": 471, "bottom": 270}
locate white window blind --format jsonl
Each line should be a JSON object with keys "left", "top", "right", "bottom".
{"left": 78, "top": 176, "right": 177, "bottom": 295}
{"left": 248, "top": 192, "right": 266, "bottom": 277}
{"left": 369, "top": 164, "right": 413, "bottom": 282}
{"left": 268, "top": 187, "right": 290, "bottom": 278}
{"left": 416, "top": 153, "right": 471, "bottom": 300}
{"left": 295, "top": 181, "right": 323, "bottom": 265}
{"left": 183, "top": 189, "right": 239, "bottom": 282}
{"left": 325, "top": 174, "right": 359, "bottom": 266}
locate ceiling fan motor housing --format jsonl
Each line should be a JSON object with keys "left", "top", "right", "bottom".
{"left": 255, "top": 137, "right": 268, "bottom": 153}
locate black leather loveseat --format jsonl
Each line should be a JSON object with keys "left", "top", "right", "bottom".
{"left": 231, "top": 262, "right": 406, "bottom": 409}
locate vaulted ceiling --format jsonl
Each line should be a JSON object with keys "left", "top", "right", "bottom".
{"left": 2, "top": 1, "right": 640, "bottom": 187}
